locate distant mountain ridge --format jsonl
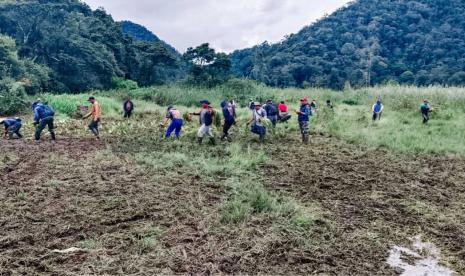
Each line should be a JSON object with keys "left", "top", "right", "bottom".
{"left": 0, "top": 0, "right": 183, "bottom": 92}
{"left": 231, "top": 0, "right": 465, "bottom": 89}
{"left": 120, "top": 20, "right": 180, "bottom": 57}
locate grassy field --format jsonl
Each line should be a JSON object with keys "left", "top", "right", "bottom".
{"left": 1, "top": 84, "right": 464, "bottom": 274}
{"left": 40, "top": 84, "right": 465, "bottom": 155}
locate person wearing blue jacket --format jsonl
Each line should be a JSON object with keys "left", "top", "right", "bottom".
{"left": 0, "top": 117, "right": 23, "bottom": 139}
{"left": 295, "top": 97, "right": 312, "bottom": 144}
{"left": 32, "top": 100, "right": 56, "bottom": 141}
{"left": 372, "top": 100, "right": 384, "bottom": 121}
{"left": 221, "top": 100, "right": 235, "bottom": 141}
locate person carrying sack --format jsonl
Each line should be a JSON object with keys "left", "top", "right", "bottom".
{"left": 247, "top": 102, "right": 267, "bottom": 143}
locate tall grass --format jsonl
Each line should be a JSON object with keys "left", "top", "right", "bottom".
{"left": 38, "top": 84, "right": 465, "bottom": 155}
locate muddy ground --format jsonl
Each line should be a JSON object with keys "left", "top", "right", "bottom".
{"left": 1, "top": 134, "right": 464, "bottom": 275}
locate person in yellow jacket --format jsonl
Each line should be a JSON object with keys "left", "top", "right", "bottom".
{"left": 83, "top": 96, "right": 102, "bottom": 140}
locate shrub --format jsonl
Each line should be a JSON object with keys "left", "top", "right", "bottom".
{"left": 112, "top": 77, "right": 139, "bottom": 90}
{"left": 0, "top": 79, "right": 27, "bottom": 115}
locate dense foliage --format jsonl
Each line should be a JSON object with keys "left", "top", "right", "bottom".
{"left": 231, "top": 0, "right": 465, "bottom": 89}
{"left": 0, "top": 0, "right": 182, "bottom": 93}
{"left": 183, "top": 43, "right": 231, "bottom": 87}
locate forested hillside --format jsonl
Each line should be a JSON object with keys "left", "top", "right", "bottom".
{"left": 231, "top": 0, "right": 465, "bottom": 89}
{"left": 0, "top": 0, "right": 183, "bottom": 93}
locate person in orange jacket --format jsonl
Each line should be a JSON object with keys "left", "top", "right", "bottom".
{"left": 83, "top": 96, "right": 102, "bottom": 140}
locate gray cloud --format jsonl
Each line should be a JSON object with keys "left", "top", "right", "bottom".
{"left": 82, "top": 0, "right": 351, "bottom": 53}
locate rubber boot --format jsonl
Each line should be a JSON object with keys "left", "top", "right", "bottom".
{"left": 302, "top": 134, "right": 309, "bottom": 145}
{"left": 259, "top": 135, "right": 265, "bottom": 143}
{"left": 209, "top": 137, "right": 216, "bottom": 145}
{"left": 197, "top": 137, "right": 203, "bottom": 145}
{"left": 51, "top": 132, "right": 56, "bottom": 141}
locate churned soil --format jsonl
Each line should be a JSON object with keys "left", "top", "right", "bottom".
{"left": 1, "top": 135, "right": 464, "bottom": 275}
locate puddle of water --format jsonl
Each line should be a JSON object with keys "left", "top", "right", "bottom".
{"left": 387, "top": 236, "right": 455, "bottom": 276}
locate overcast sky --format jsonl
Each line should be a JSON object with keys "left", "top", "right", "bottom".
{"left": 82, "top": 0, "right": 351, "bottom": 53}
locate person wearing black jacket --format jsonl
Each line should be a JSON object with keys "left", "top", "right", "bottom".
{"left": 123, "top": 97, "right": 134, "bottom": 118}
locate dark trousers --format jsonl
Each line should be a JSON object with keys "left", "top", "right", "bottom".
{"left": 35, "top": 117, "right": 55, "bottom": 140}
{"left": 7, "top": 124, "right": 22, "bottom": 139}
{"left": 124, "top": 111, "right": 133, "bottom": 118}
{"left": 251, "top": 123, "right": 266, "bottom": 142}
{"left": 268, "top": 115, "right": 278, "bottom": 127}
{"left": 223, "top": 119, "right": 235, "bottom": 137}
{"left": 373, "top": 112, "right": 382, "bottom": 121}
{"left": 89, "top": 119, "right": 100, "bottom": 137}
{"left": 422, "top": 113, "right": 429, "bottom": 124}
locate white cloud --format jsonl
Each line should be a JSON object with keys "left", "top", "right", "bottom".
{"left": 81, "top": 0, "right": 351, "bottom": 53}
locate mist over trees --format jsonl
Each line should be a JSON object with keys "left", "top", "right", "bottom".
{"left": 231, "top": 0, "right": 465, "bottom": 89}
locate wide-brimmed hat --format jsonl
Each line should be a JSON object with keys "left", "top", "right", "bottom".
{"left": 254, "top": 102, "right": 262, "bottom": 106}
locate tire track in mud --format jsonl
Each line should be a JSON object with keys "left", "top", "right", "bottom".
{"left": 263, "top": 136, "right": 465, "bottom": 274}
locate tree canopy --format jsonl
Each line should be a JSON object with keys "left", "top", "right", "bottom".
{"left": 0, "top": 0, "right": 183, "bottom": 93}
{"left": 231, "top": 0, "right": 465, "bottom": 89}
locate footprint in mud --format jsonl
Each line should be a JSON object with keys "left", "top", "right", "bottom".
{"left": 387, "top": 236, "right": 454, "bottom": 276}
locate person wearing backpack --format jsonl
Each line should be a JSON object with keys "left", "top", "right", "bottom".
{"left": 123, "top": 97, "right": 134, "bottom": 118}
{"left": 83, "top": 96, "right": 102, "bottom": 140}
{"left": 0, "top": 117, "right": 23, "bottom": 139}
{"left": 264, "top": 99, "right": 278, "bottom": 127}
{"left": 247, "top": 102, "right": 267, "bottom": 143}
{"left": 221, "top": 100, "right": 235, "bottom": 141}
{"left": 160, "top": 106, "right": 184, "bottom": 139}
{"left": 191, "top": 100, "right": 216, "bottom": 145}
{"left": 420, "top": 99, "right": 432, "bottom": 124}
{"left": 372, "top": 100, "right": 384, "bottom": 121}
{"left": 32, "top": 100, "right": 56, "bottom": 141}
{"left": 295, "top": 97, "right": 312, "bottom": 144}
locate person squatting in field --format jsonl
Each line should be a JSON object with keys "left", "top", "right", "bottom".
{"left": 264, "top": 99, "right": 279, "bottom": 127}
{"left": 32, "top": 100, "right": 56, "bottom": 141}
{"left": 161, "top": 106, "right": 184, "bottom": 139}
{"left": 0, "top": 117, "right": 23, "bottom": 139}
{"left": 221, "top": 100, "right": 235, "bottom": 141}
{"left": 191, "top": 100, "right": 216, "bottom": 145}
{"left": 372, "top": 100, "right": 384, "bottom": 121}
{"left": 83, "top": 96, "right": 102, "bottom": 140}
{"left": 247, "top": 102, "right": 267, "bottom": 143}
{"left": 420, "top": 99, "right": 432, "bottom": 124}
{"left": 123, "top": 97, "right": 134, "bottom": 118}
{"left": 278, "top": 101, "right": 292, "bottom": 123}
{"left": 296, "top": 97, "right": 312, "bottom": 144}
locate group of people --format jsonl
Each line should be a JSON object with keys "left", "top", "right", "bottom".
{"left": 0, "top": 96, "right": 102, "bottom": 141}
{"left": 158, "top": 97, "right": 316, "bottom": 144}
{"left": 1, "top": 96, "right": 434, "bottom": 143}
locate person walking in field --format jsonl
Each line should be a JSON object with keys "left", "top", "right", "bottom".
{"left": 160, "top": 106, "right": 184, "bottom": 139}
{"left": 0, "top": 117, "right": 23, "bottom": 139}
{"left": 32, "top": 100, "right": 56, "bottom": 141}
{"left": 191, "top": 100, "right": 216, "bottom": 145}
{"left": 247, "top": 102, "right": 267, "bottom": 143}
{"left": 123, "top": 97, "right": 134, "bottom": 118}
{"left": 83, "top": 96, "right": 102, "bottom": 140}
{"left": 420, "top": 99, "right": 432, "bottom": 124}
{"left": 310, "top": 99, "right": 318, "bottom": 114}
{"left": 264, "top": 99, "right": 279, "bottom": 127}
{"left": 295, "top": 97, "right": 312, "bottom": 144}
{"left": 221, "top": 100, "right": 235, "bottom": 141}
{"left": 372, "top": 100, "right": 384, "bottom": 121}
